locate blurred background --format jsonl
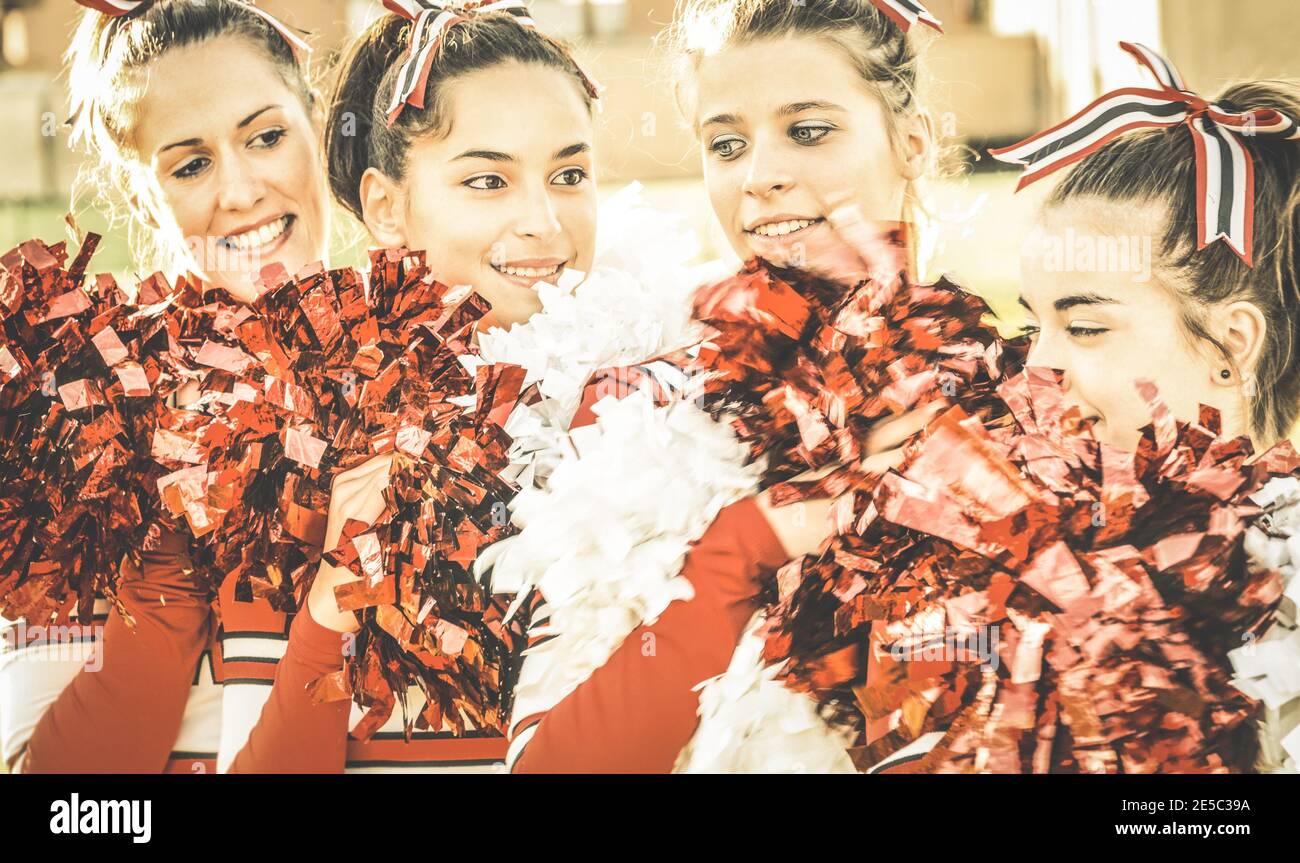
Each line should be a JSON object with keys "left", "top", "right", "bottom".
{"left": 0, "top": 0, "right": 1297, "bottom": 317}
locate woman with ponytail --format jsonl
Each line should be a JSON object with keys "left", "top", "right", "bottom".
{"left": 997, "top": 66, "right": 1300, "bottom": 773}
{"left": 226, "top": 0, "right": 713, "bottom": 773}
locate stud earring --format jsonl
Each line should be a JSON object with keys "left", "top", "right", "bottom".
{"left": 1220, "top": 369, "right": 1231, "bottom": 380}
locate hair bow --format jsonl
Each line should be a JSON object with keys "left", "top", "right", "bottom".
{"left": 383, "top": 0, "right": 602, "bottom": 127}
{"left": 991, "top": 41, "right": 1300, "bottom": 266}
{"left": 75, "top": 0, "right": 310, "bottom": 59}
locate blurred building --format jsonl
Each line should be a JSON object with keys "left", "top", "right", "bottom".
{"left": 2, "top": 0, "right": 1298, "bottom": 203}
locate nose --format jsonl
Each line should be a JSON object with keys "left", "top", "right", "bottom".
{"left": 1024, "top": 330, "right": 1052, "bottom": 368}
{"left": 1024, "top": 329, "right": 1071, "bottom": 386}
{"left": 214, "top": 148, "right": 267, "bottom": 214}
{"left": 741, "top": 137, "right": 794, "bottom": 198}
{"left": 513, "top": 181, "right": 563, "bottom": 242}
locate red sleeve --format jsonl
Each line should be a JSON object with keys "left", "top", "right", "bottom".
{"left": 511, "top": 495, "right": 790, "bottom": 773}
{"left": 226, "top": 605, "right": 350, "bottom": 774}
{"left": 22, "top": 527, "right": 212, "bottom": 774}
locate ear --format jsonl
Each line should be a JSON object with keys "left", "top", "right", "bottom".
{"left": 359, "top": 167, "right": 408, "bottom": 249}
{"left": 1215, "top": 300, "right": 1267, "bottom": 384}
{"left": 897, "top": 110, "right": 934, "bottom": 182}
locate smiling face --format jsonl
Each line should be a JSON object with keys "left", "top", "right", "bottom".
{"left": 362, "top": 61, "right": 597, "bottom": 329}
{"left": 131, "top": 36, "right": 329, "bottom": 303}
{"left": 693, "top": 35, "right": 923, "bottom": 268}
{"left": 1019, "top": 198, "right": 1257, "bottom": 450}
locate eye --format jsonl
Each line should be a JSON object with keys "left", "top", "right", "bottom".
{"left": 789, "top": 122, "right": 833, "bottom": 145}
{"left": 1066, "top": 323, "right": 1109, "bottom": 338}
{"left": 172, "top": 157, "right": 210, "bottom": 180}
{"left": 1019, "top": 321, "right": 1041, "bottom": 339}
{"left": 464, "top": 174, "right": 507, "bottom": 191}
{"left": 708, "top": 134, "right": 746, "bottom": 160}
{"left": 250, "top": 127, "right": 287, "bottom": 149}
{"left": 550, "top": 167, "right": 588, "bottom": 186}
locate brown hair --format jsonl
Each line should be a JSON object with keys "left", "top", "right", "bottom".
{"left": 1048, "top": 80, "right": 1300, "bottom": 444}
{"left": 325, "top": 11, "right": 595, "bottom": 222}
{"left": 65, "top": 0, "right": 316, "bottom": 273}
{"left": 664, "top": 0, "right": 944, "bottom": 255}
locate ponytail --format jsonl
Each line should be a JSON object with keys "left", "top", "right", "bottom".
{"left": 325, "top": 13, "right": 410, "bottom": 221}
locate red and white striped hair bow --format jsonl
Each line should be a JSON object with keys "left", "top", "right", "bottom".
{"left": 869, "top": 0, "right": 942, "bottom": 35}
{"left": 383, "top": 0, "right": 602, "bottom": 127}
{"left": 990, "top": 41, "right": 1300, "bottom": 266}
{"left": 75, "top": 0, "right": 310, "bottom": 59}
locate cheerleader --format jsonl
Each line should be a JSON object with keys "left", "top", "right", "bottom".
{"left": 0, "top": 0, "right": 328, "bottom": 774}
{"left": 989, "top": 55, "right": 1300, "bottom": 773}
{"left": 854, "top": 45, "right": 1300, "bottom": 774}
{"left": 496, "top": 0, "right": 950, "bottom": 772}
{"left": 225, "top": 1, "right": 641, "bottom": 773}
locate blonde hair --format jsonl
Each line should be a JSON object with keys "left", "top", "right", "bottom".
{"left": 64, "top": 0, "right": 316, "bottom": 276}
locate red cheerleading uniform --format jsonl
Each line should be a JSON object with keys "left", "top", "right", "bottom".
{"left": 7, "top": 526, "right": 222, "bottom": 774}
{"left": 224, "top": 374, "right": 789, "bottom": 773}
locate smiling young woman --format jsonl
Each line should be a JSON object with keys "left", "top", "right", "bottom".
{"left": 0, "top": 0, "right": 327, "bottom": 774}
{"left": 677, "top": 0, "right": 937, "bottom": 276}
{"left": 1014, "top": 82, "right": 1300, "bottom": 771}
{"left": 222, "top": 2, "right": 611, "bottom": 774}
{"left": 865, "top": 70, "right": 1300, "bottom": 773}
{"left": 329, "top": 12, "right": 599, "bottom": 331}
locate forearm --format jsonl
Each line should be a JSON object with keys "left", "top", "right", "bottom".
{"left": 512, "top": 497, "right": 790, "bottom": 773}
{"left": 226, "top": 602, "right": 351, "bottom": 774}
{"left": 22, "top": 530, "right": 212, "bottom": 773}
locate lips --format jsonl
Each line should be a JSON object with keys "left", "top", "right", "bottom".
{"left": 217, "top": 214, "right": 295, "bottom": 252}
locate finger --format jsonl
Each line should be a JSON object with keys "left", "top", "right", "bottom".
{"left": 826, "top": 206, "right": 908, "bottom": 282}
{"left": 331, "top": 451, "right": 395, "bottom": 492}
{"left": 865, "top": 400, "right": 948, "bottom": 453}
{"left": 860, "top": 446, "right": 907, "bottom": 476}
{"left": 350, "top": 451, "right": 396, "bottom": 479}
{"left": 334, "top": 472, "right": 392, "bottom": 520}
{"left": 810, "top": 188, "right": 910, "bottom": 279}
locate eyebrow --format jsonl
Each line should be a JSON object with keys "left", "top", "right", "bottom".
{"left": 778, "top": 100, "right": 847, "bottom": 116}
{"left": 453, "top": 143, "right": 590, "bottom": 163}
{"left": 701, "top": 101, "right": 846, "bottom": 130}
{"left": 700, "top": 112, "right": 741, "bottom": 129}
{"left": 553, "top": 142, "right": 590, "bottom": 160}
{"left": 238, "top": 104, "right": 280, "bottom": 129}
{"left": 1018, "top": 292, "right": 1118, "bottom": 314}
{"left": 157, "top": 104, "right": 281, "bottom": 155}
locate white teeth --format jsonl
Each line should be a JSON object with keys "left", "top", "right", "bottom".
{"left": 750, "top": 218, "right": 818, "bottom": 238}
{"left": 221, "top": 216, "right": 289, "bottom": 251}
{"left": 495, "top": 264, "right": 562, "bottom": 279}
